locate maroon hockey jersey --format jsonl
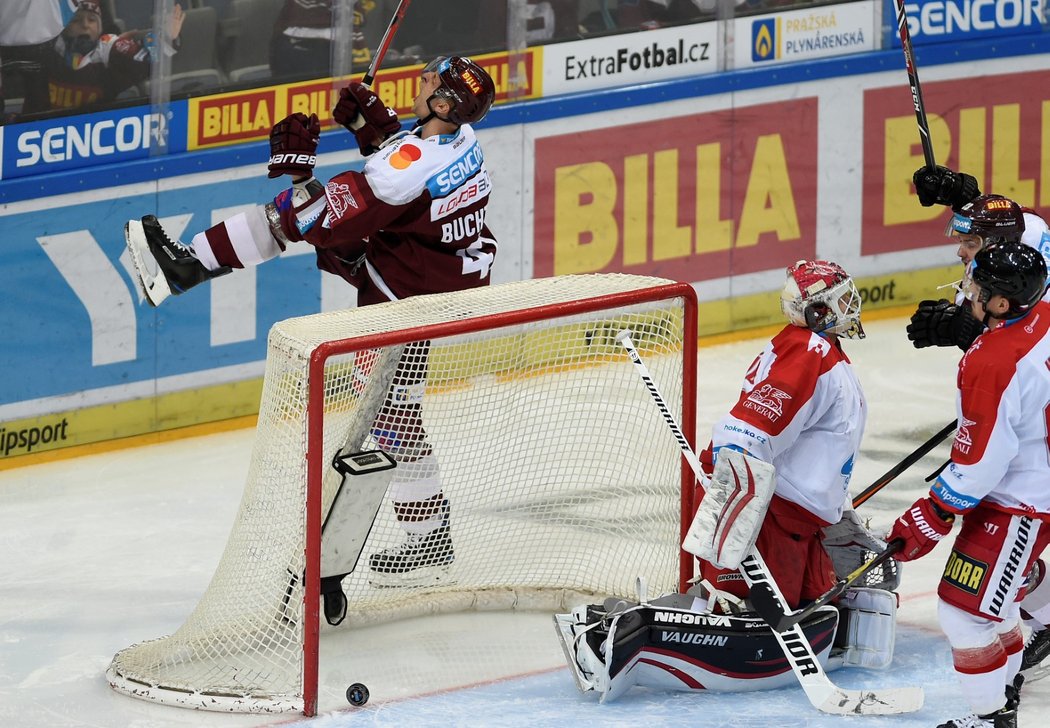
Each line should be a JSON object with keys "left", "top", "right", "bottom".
{"left": 282, "top": 124, "right": 497, "bottom": 305}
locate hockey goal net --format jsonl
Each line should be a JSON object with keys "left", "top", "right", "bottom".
{"left": 107, "top": 273, "right": 698, "bottom": 715}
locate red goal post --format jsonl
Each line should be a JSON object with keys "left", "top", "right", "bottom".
{"left": 108, "top": 273, "right": 699, "bottom": 716}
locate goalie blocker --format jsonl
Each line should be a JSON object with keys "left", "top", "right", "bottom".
{"left": 554, "top": 587, "right": 898, "bottom": 702}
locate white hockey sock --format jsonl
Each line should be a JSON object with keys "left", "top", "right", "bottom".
{"left": 192, "top": 207, "right": 284, "bottom": 271}
{"left": 388, "top": 453, "right": 444, "bottom": 536}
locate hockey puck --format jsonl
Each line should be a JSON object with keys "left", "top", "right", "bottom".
{"left": 346, "top": 682, "right": 369, "bottom": 707}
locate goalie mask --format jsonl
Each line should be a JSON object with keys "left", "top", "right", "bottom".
{"left": 781, "top": 260, "right": 864, "bottom": 339}
{"left": 946, "top": 194, "right": 1024, "bottom": 248}
{"left": 422, "top": 56, "right": 495, "bottom": 126}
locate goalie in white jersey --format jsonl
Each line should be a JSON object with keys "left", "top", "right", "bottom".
{"left": 697, "top": 259, "right": 870, "bottom": 608}
{"left": 888, "top": 241, "right": 1050, "bottom": 728}
{"left": 555, "top": 261, "right": 904, "bottom": 703}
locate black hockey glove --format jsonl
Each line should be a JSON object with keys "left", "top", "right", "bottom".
{"left": 912, "top": 165, "right": 981, "bottom": 209}
{"left": 906, "top": 299, "right": 985, "bottom": 351}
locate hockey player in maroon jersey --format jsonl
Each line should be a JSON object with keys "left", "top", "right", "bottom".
{"left": 24, "top": 1, "right": 184, "bottom": 114}
{"left": 124, "top": 56, "right": 497, "bottom": 597}
{"left": 888, "top": 242, "right": 1050, "bottom": 728}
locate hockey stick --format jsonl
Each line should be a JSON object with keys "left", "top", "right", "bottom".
{"left": 893, "top": 0, "right": 936, "bottom": 167}
{"left": 615, "top": 330, "right": 924, "bottom": 715}
{"left": 362, "top": 0, "right": 413, "bottom": 87}
{"left": 851, "top": 419, "right": 956, "bottom": 508}
{"left": 749, "top": 540, "right": 904, "bottom": 632}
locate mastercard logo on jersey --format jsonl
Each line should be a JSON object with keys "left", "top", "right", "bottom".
{"left": 389, "top": 143, "right": 422, "bottom": 170}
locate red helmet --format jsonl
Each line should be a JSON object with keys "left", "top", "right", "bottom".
{"left": 781, "top": 260, "right": 864, "bottom": 339}
{"left": 423, "top": 56, "right": 495, "bottom": 126}
{"left": 946, "top": 194, "right": 1025, "bottom": 246}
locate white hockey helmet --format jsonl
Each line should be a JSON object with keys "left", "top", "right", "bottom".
{"left": 780, "top": 260, "right": 865, "bottom": 339}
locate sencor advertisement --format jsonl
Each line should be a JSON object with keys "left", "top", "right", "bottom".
{"left": 885, "top": 0, "right": 1047, "bottom": 47}
{"left": 533, "top": 99, "right": 818, "bottom": 281}
{"left": 734, "top": 0, "right": 876, "bottom": 68}
{"left": 861, "top": 68, "right": 1050, "bottom": 255}
{"left": 0, "top": 101, "right": 188, "bottom": 180}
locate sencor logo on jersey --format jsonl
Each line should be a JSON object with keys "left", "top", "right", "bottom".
{"left": 431, "top": 170, "right": 491, "bottom": 220}
{"left": 427, "top": 142, "right": 485, "bottom": 198}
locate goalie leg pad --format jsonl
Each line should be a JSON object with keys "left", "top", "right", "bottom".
{"left": 554, "top": 599, "right": 840, "bottom": 701}
{"left": 835, "top": 587, "right": 898, "bottom": 669}
{"left": 683, "top": 449, "right": 776, "bottom": 569}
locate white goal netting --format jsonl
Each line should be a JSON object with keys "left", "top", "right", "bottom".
{"left": 107, "top": 273, "right": 696, "bottom": 714}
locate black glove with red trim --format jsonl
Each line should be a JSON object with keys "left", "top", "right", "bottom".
{"left": 332, "top": 82, "right": 402, "bottom": 155}
{"left": 268, "top": 112, "right": 320, "bottom": 179}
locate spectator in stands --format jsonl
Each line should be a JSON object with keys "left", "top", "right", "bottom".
{"left": 0, "top": 0, "right": 69, "bottom": 120}
{"left": 21, "top": 1, "right": 183, "bottom": 115}
{"left": 582, "top": 0, "right": 711, "bottom": 34}
{"left": 270, "top": 0, "right": 384, "bottom": 82}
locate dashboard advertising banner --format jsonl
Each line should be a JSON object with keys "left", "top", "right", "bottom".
{"left": 733, "top": 0, "right": 876, "bottom": 68}
{"left": 533, "top": 98, "right": 818, "bottom": 282}
{"left": 541, "top": 21, "right": 720, "bottom": 96}
{"left": 188, "top": 49, "right": 541, "bottom": 150}
{"left": 0, "top": 101, "right": 187, "bottom": 181}
{"left": 861, "top": 68, "right": 1050, "bottom": 255}
{"left": 885, "top": 0, "right": 1047, "bottom": 47}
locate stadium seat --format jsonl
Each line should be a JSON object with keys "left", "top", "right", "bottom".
{"left": 170, "top": 5, "right": 224, "bottom": 94}
{"left": 223, "top": 0, "right": 283, "bottom": 83}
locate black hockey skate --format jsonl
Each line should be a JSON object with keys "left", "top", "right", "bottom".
{"left": 1021, "top": 625, "right": 1050, "bottom": 681}
{"left": 368, "top": 510, "right": 454, "bottom": 588}
{"left": 124, "top": 215, "right": 230, "bottom": 306}
{"left": 937, "top": 700, "right": 1018, "bottom": 728}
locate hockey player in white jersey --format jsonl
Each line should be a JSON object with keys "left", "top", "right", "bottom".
{"left": 888, "top": 242, "right": 1050, "bottom": 728}
{"left": 696, "top": 260, "right": 869, "bottom": 608}
{"left": 910, "top": 168, "right": 1050, "bottom": 681}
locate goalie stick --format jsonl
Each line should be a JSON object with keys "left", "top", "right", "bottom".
{"left": 893, "top": 0, "right": 936, "bottom": 167}
{"left": 852, "top": 419, "right": 956, "bottom": 508}
{"left": 749, "top": 540, "right": 904, "bottom": 632}
{"left": 615, "top": 330, "right": 924, "bottom": 715}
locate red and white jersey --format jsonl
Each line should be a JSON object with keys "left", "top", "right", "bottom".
{"left": 708, "top": 324, "right": 866, "bottom": 525}
{"left": 284, "top": 124, "right": 497, "bottom": 303}
{"left": 932, "top": 300, "right": 1050, "bottom": 517}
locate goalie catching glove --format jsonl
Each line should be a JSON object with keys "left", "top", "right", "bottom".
{"left": 888, "top": 496, "right": 954, "bottom": 561}
{"left": 268, "top": 112, "right": 320, "bottom": 180}
{"left": 332, "top": 82, "right": 403, "bottom": 156}
{"left": 906, "top": 299, "right": 984, "bottom": 351}
{"left": 682, "top": 448, "right": 776, "bottom": 569}
{"left": 913, "top": 165, "right": 981, "bottom": 209}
